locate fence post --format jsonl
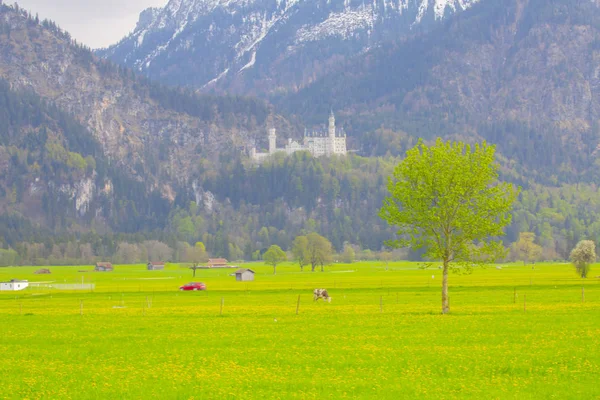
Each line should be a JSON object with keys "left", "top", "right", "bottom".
{"left": 296, "top": 295, "right": 301, "bottom": 315}
{"left": 80, "top": 300, "right": 83, "bottom": 316}
{"left": 582, "top": 287, "right": 585, "bottom": 303}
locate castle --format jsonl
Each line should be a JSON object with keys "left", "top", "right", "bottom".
{"left": 251, "top": 111, "right": 347, "bottom": 161}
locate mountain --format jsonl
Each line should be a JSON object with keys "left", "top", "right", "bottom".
{"left": 101, "top": 0, "right": 600, "bottom": 182}
{"left": 6, "top": 0, "right": 600, "bottom": 265}
{"left": 0, "top": 3, "right": 273, "bottom": 232}
{"left": 0, "top": 2, "right": 403, "bottom": 259}
{"left": 280, "top": 0, "right": 600, "bottom": 181}
{"left": 99, "top": 0, "right": 480, "bottom": 96}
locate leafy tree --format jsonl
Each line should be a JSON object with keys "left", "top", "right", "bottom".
{"left": 292, "top": 236, "right": 309, "bottom": 271}
{"left": 380, "top": 251, "right": 393, "bottom": 269}
{"left": 176, "top": 217, "right": 195, "bottom": 241}
{"left": 512, "top": 232, "right": 542, "bottom": 265}
{"left": 143, "top": 240, "right": 173, "bottom": 262}
{"left": 306, "top": 233, "right": 333, "bottom": 272}
{"left": 380, "top": 139, "right": 517, "bottom": 314}
{"left": 263, "top": 245, "right": 287, "bottom": 274}
{"left": 359, "top": 249, "right": 373, "bottom": 261}
{"left": 114, "top": 242, "right": 141, "bottom": 264}
{"left": 341, "top": 244, "right": 356, "bottom": 263}
{"left": 195, "top": 242, "right": 206, "bottom": 253}
{"left": 186, "top": 241, "right": 208, "bottom": 264}
{"left": 79, "top": 243, "right": 95, "bottom": 264}
{"left": 258, "top": 227, "right": 270, "bottom": 247}
{"left": 570, "top": 240, "right": 596, "bottom": 278}
{"left": 0, "top": 248, "right": 20, "bottom": 266}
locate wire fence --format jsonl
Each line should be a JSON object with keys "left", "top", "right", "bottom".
{"left": 51, "top": 284, "right": 96, "bottom": 290}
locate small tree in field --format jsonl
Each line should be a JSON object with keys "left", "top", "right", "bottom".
{"left": 263, "top": 245, "right": 287, "bottom": 275}
{"left": 570, "top": 240, "right": 596, "bottom": 278}
{"left": 380, "top": 251, "right": 393, "bottom": 270}
{"left": 380, "top": 139, "right": 518, "bottom": 314}
{"left": 341, "top": 244, "right": 356, "bottom": 263}
{"left": 292, "top": 236, "right": 309, "bottom": 271}
{"left": 512, "top": 232, "right": 542, "bottom": 265}
{"left": 306, "top": 233, "right": 333, "bottom": 272}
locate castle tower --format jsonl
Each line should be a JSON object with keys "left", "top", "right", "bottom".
{"left": 327, "top": 110, "right": 335, "bottom": 156}
{"left": 328, "top": 110, "right": 336, "bottom": 138}
{"left": 268, "top": 128, "right": 277, "bottom": 154}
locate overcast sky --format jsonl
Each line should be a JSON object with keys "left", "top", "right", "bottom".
{"left": 15, "top": 0, "right": 168, "bottom": 49}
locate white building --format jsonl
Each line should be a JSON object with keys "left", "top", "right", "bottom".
{"left": 251, "top": 111, "right": 347, "bottom": 161}
{"left": 0, "top": 279, "right": 29, "bottom": 291}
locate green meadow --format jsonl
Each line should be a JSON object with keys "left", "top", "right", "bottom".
{"left": 0, "top": 262, "right": 599, "bottom": 399}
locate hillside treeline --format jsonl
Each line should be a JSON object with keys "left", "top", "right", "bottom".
{"left": 4, "top": 149, "right": 600, "bottom": 265}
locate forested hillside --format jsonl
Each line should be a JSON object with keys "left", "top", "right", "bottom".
{"left": 0, "top": 3, "right": 275, "bottom": 232}
{"left": 0, "top": 3, "right": 273, "bottom": 181}
{"left": 4, "top": 1, "right": 600, "bottom": 266}
{"left": 5, "top": 143, "right": 600, "bottom": 266}
{"left": 0, "top": 79, "right": 176, "bottom": 234}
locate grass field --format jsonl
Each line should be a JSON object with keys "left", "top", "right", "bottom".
{"left": 1, "top": 261, "right": 599, "bottom": 399}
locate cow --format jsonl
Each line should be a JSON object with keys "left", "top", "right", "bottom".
{"left": 313, "top": 288, "right": 332, "bottom": 303}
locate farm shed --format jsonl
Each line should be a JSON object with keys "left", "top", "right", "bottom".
{"left": 95, "top": 262, "right": 114, "bottom": 272}
{"left": 0, "top": 279, "right": 29, "bottom": 291}
{"left": 208, "top": 258, "right": 229, "bottom": 268}
{"left": 147, "top": 262, "right": 165, "bottom": 271}
{"left": 235, "top": 269, "right": 255, "bottom": 281}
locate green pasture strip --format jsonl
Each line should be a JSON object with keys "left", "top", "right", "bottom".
{"left": 0, "top": 262, "right": 599, "bottom": 399}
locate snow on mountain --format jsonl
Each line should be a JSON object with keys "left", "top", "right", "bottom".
{"left": 295, "top": 4, "right": 375, "bottom": 43}
{"left": 100, "top": 0, "right": 481, "bottom": 95}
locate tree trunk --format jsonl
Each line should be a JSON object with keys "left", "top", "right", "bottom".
{"left": 311, "top": 263, "right": 316, "bottom": 272}
{"left": 273, "top": 265, "right": 276, "bottom": 275}
{"left": 321, "top": 264, "right": 324, "bottom": 272}
{"left": 442, "top": 259, "right": 449, "bottom": 314}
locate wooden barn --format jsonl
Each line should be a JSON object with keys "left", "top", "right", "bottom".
{"left": 147, "top": 262, "right": 165, "bottom": 271}
{"left": 208, "top": 258, "right": 229, "bottom": 268}
{"left": 95, "top": 262, "right": 114, "bottom": 272}
{"left": 235, "top": 269, "right": 255, "bottom": 282}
